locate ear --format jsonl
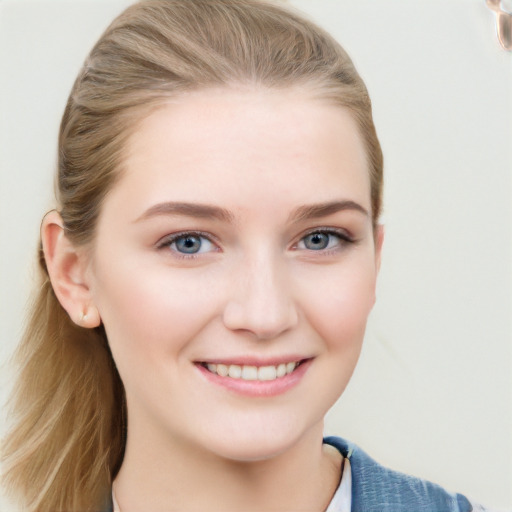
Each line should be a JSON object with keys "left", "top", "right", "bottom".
{"left": 369, "top": 224, "right": 384, "bottom": 308}
{"left": 374, "top": 224, "right": 385, "bottom": 274}
{"left": 41, "top": 211, "right": 101, "bottom": 328}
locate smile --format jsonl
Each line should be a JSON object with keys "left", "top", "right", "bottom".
{"left": 196, "top": 358, "right": 312, "bottom": 397}
{"left": 202, "top": 361, "right": 300, "bottom": 381}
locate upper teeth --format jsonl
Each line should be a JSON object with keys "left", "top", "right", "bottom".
{"left": 205, "top": 362, "right": 298, "bottom": 381}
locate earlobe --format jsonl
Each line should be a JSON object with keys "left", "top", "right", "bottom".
{"left": 76, "top": 306, "right": 101, "bottom": 329}
{"left": 41, "top": 210, "right": 101, "bottom": 328}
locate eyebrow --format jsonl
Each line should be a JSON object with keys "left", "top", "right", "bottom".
{"left": 134, "top": 202, "right": 234, "bottom": 223}
{"left": 289, "top": 200, "right": 369, "bottom": 222}
{"left": 135, "top": 199, "right": 369, "bottom": 224}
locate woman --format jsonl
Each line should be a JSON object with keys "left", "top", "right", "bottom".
{"left": 1, "top": 1, "right": 490, "bottom": 511}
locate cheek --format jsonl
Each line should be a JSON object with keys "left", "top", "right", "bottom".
{"left": 297, "top": 259, "right": 377, "bottom": 352}
{"left": 90, "top": 258, "right": 222, "bottom": 364}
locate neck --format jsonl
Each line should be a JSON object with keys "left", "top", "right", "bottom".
{"left": 113, "top": 420, "right": 342, "bottom": 512}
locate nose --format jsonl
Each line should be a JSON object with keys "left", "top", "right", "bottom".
{"left": 222, "top": 251, "right": 298, "bottom": 340}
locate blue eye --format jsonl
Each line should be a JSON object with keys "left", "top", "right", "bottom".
{"left": 303, "top": 232, "right": 330, "bottom": 250}
{"left": 160, "top": 233, "right": 216, "bottom": 256}
{"left": 297, "top": 230, "right": 350, "bottom": 251}
{"left": 174, "top": 235, "right": 202, "bottom": 253}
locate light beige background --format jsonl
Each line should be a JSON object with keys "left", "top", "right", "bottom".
{"left": 1, "top": 0, "right": 511, "bottom": 510}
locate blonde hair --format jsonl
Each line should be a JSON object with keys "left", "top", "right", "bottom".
{"left": 2, "top": 1, "right": 383, "bottom": 510}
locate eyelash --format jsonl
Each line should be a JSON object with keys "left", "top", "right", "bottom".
{"left": 156, "top": 227, "right": 355, "bottom": 260}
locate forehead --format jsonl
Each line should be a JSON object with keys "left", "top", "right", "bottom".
{"left": 111, "top": 87, "right": 371, "bottom": 218}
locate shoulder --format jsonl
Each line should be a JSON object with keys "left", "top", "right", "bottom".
{"left": 324, "top": 436, "right": 475, "bottom": 512}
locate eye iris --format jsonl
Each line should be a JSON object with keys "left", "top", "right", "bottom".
{"left": 304, "top": 232, "right": 329, "bottom": 250}
{"left": 176, "top": 236, "right": 201, "bottom": 253}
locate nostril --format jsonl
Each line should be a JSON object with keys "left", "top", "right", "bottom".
{"left": 222, "top": 298, "right": 298, "bottom": 340}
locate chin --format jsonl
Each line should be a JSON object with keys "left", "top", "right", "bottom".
{"left": 198, "top": 417, "right": 321, "bottom": 464}
{"left": 211, "top": 437, "right": 297, "bottom": 463}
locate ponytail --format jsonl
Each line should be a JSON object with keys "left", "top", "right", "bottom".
{"left": 2, "top": 245, "right": 125, "bottom": 512}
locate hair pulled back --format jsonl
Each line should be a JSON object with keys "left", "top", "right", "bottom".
{"left": 2, "top": 1, "right": 383, "bottom": 510}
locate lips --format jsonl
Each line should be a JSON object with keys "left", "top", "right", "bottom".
{"left": 202, "top": 361, "right": 300, "bottom": 381}
{"left": 196, "top": 358, "right": 311, "bottom": 397}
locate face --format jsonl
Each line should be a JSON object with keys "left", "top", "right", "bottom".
{"left": 86, "top": 87, "right": 382, "bottom": 461}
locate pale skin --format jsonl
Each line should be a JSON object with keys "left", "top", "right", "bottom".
{"left": 43, "top": 87, "right": 383, "bottom": 511}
